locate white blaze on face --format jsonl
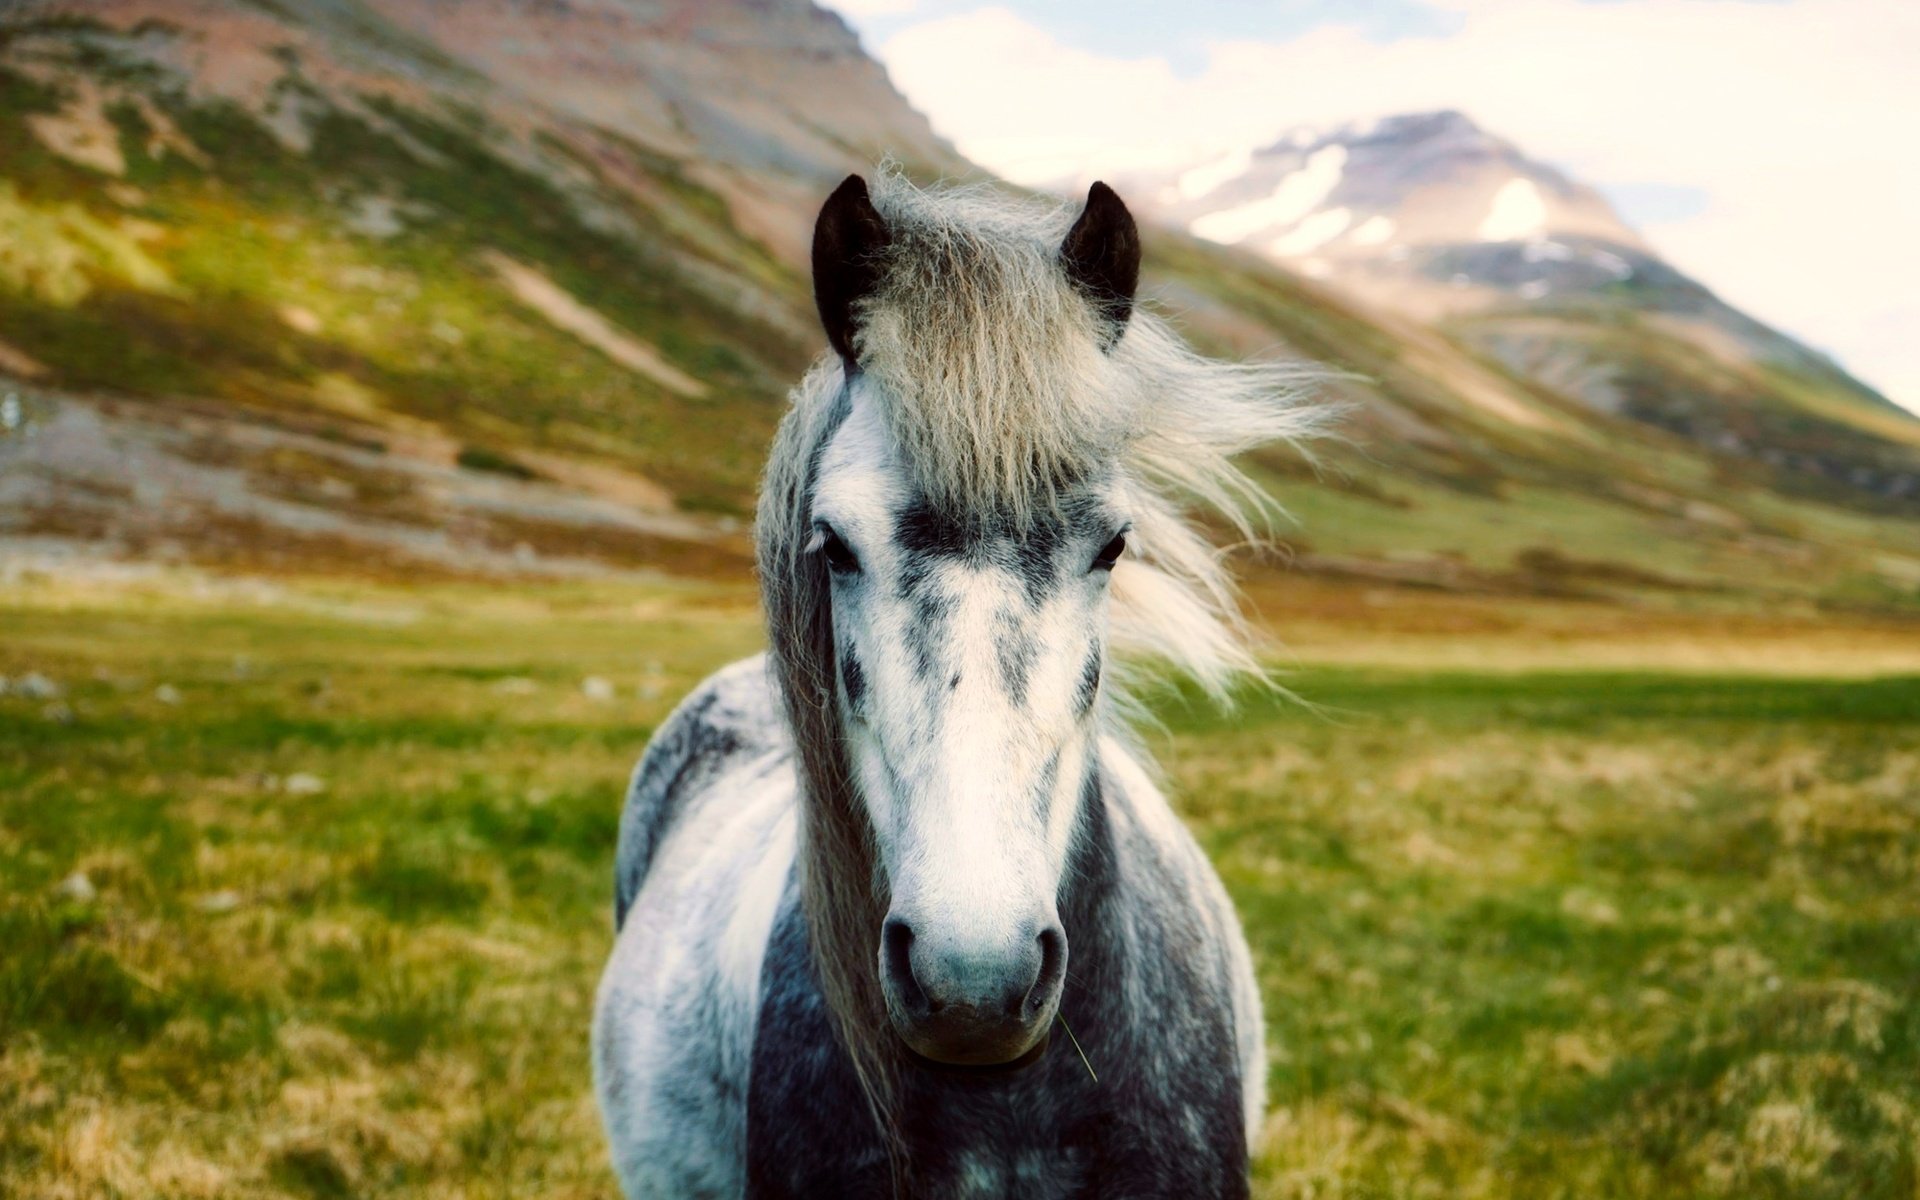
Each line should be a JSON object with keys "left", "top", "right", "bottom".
{"left": 810, "top": 393, "right": 1119, "bottom": 949}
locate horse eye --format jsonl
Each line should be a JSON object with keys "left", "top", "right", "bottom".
{"left": 1091, "top": 532, "right": 1126, "bottom": 573}
{"left": 819, "top": 529, "right": 861, "bottom": 575}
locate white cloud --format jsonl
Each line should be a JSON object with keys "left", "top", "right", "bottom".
{"left": 873, "top": 0, "right": 1920, "bottom": 412}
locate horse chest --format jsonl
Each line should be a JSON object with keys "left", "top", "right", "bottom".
{"left": 744, "top": 901, "right": 1249, "bottom": 1199}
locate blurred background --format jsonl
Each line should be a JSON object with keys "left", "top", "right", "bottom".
{"left": 2, "top": 1, "right": 1918, "bottom": 1197}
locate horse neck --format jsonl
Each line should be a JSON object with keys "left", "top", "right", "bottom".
{"left": 1055, "top": 761, "right": 1132, "bottom": 1014}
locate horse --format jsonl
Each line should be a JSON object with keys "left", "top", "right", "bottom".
{"left": 593, "top": 170, "right": 1323, "bottom": 1198}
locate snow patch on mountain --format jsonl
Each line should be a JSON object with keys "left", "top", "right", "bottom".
{"left": 1189, "top": 144, "right": 1346, "bottom": 245}
{"left": 1271, "top": 206, "right": 1351, "bottom": 257}
{"left": 1591, "top": 248, "right": 1633, "bottom": 280}
{"left": 1174, "top": 147, "right": 1253, "bottom": 202}
{"left": 1351, "top": 215, "right": 1397, "bottom": 246}
{"left": 1479, "top": 178, "right": 1547, "bottom": 242}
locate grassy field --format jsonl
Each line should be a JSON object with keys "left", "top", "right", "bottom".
{"left": 3, "top": 570, "right": 1919, "bottom": 1198}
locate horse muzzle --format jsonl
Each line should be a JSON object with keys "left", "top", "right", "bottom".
{"left": 879, "top": 914, "right": 1068, "bottom": 1067}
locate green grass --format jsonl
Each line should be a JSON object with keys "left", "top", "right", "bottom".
{"left": 1173, "top": 672, "right": 1920, "bottom": 1199}
{"left": 3, "top": 574, "right": 1919, "bottom": 1198}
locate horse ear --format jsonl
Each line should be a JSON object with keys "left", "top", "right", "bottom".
{"left": 1060, "top": 181, "right": 1140, "bottom": 347}
{"left": 812, "top": 174, "right": 891, "bottom": 367}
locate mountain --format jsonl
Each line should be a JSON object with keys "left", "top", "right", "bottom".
{"left": 3, "top": 5, "right": 1920, "bottom": 613}
{"left": 1124, "top": 111, "right": 1920, "bottom": 508}
{"left": 1132, "top": 111, "right": 1643, "bottom": 280}
{"left": 0, "top": 0, "right": 963, "bottom": 571}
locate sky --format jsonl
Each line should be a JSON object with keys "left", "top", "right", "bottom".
{"left": 829, "top": 0, "right": 1920, "bottom": 414}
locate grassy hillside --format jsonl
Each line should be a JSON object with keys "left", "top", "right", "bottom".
{"left": 2, "top": 4, "right": 1919, "bottom": 615}
{"left": 1149, "top": 237, "right": 1920, "bottom": 614}
{"left": 4, "top": 572, "right": 1919, "bottom": 1198}
{"left": 1450, "top": 296, "right": 1920, "bottom": 516}
{"left": 0, "top": 12, "right": 811, "bottom": 509}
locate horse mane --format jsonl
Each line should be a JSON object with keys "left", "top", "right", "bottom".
{"left": 756, "top": 170, "right": 1327, "bottom": 1176}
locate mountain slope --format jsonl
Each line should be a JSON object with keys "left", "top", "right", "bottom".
{"left": 1127, "top": 111, "right": 1920, "bottom": 510}
{"left": 2, "top": 4, "right": 1919, "bottom": 613}
{"left": 0, "top": 0, "right": 962, "bottom": 510}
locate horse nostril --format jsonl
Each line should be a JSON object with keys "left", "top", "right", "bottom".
{"left": 1023, "top": 925, "right": 1068, "bottom": 1018}
{"left": 882, "top": 917, "right": 932, "bottom": 1015}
